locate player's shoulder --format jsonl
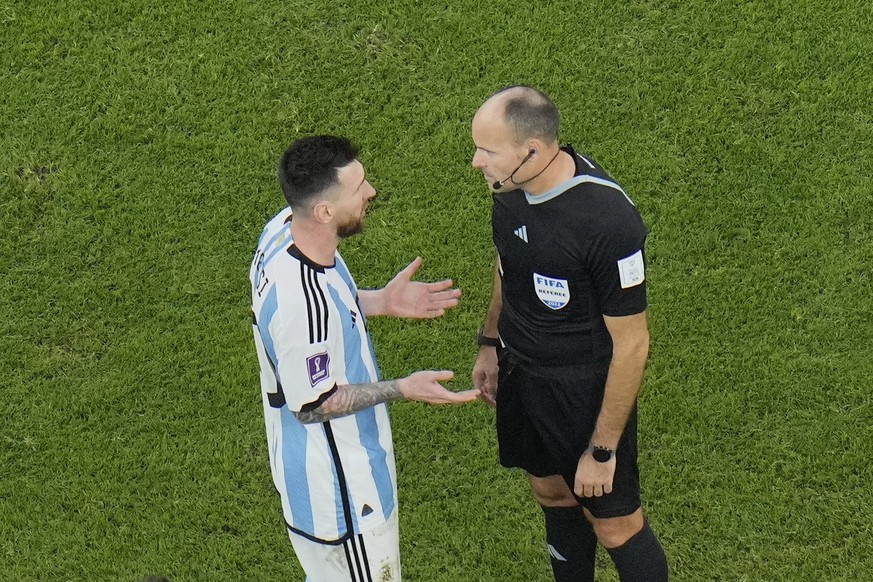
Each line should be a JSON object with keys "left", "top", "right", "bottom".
{"left": 265, "top": 251, "right": 314, "bottom": 322}
{"left": 257, "top": 207, "right": 294, "bottom": 246}
{"left": 255, "top": 209, "right": 308, "bottom": 285}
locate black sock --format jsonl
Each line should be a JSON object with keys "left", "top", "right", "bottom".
{"left": 605, "top": 519, "right": 668, "bottom": 582}
{"left": 541, "top": 505, "right": 597, "bottom": 582}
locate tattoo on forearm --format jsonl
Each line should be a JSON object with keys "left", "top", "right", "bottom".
{"left": 294, "top": 380, "right": 403, "bottom": 424}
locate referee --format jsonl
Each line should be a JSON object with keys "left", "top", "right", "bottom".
{"left": 470, "top": 87, "right": 668, "bottom": 582}
{"left": 250, "top": 135, "right": 478, "bottom": 581}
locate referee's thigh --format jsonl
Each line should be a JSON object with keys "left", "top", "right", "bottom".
{"left": 290, "top": 512, "right": 401, "bottom": 582}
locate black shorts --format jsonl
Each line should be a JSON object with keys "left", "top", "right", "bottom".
{"left": 496, "top": 349, "right": 641, "bottom": 519}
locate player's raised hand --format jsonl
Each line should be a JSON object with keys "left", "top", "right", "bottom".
{"left": 399, "top": 370, "right": 479, "bottom": 404}
{"left": 382, "top": 257, "right": 462, "bottom": 319}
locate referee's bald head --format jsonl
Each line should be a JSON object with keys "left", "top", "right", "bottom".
{"left": 481, "top": 86, "right": 560, "bottom": 146}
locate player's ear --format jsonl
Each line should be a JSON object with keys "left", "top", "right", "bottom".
{"left": 311, "top": 200, "right": 334, "bottom": 224}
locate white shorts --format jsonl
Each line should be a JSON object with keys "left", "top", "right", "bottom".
{"left": 289, "top": 511, "right": 401, "bottom": 582}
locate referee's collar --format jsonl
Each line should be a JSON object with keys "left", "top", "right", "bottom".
{"left": 524, "top": 145, "right": 585, "bottom": 205}
{"left": 525, "top": 146, "right": 632, "bottom": 207}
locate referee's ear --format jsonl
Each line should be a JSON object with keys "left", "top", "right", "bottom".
{"left": 525, "top": 136, "right": 549, "bottom": 157}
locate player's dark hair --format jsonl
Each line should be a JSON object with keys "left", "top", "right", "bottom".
{"left": 492, "top": 85, "right": 560, "bottom": 145}
{"left": 277, "top": 135, "right": 359, "bottom": 212}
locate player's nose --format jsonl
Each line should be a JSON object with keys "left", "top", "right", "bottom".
{"left": 364, "top": 181, "right": 376, "bottom": 200}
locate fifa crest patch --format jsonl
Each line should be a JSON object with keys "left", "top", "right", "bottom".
{"left": 533, "top": 273, "right": 570, "bottom": 310}
{"left": 617, "top": 249, "right": 645, "bottom": 289}
{"left": 306, "top": 352, "right": 330, "bottom": 387}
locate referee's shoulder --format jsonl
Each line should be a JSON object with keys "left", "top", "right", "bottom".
{"left": 579, "top": 184, "right": 644, "bottom": 233}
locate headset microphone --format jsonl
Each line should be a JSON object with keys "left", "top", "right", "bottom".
{"left": 492, "top": 149, "right": 536, "bottom": 190}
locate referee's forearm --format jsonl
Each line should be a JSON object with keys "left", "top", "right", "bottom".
{"left": 481, "top": 262, "right": 503, "bottom": 335}
{"left": 590, "top": 343, "right": 648, "bottom": 449}
{"left": 593, "top": 311, "right": 649, "bottom": 448}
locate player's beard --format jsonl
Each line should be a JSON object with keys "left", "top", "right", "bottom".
{"left": 336, "top": 213, "right": 364, "bottom": 239}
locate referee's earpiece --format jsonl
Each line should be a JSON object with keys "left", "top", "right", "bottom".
{"left": 492, "top": 149, "right": 538, "bottom": 190}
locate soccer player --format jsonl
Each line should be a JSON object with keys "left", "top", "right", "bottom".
{"left": 470, "top": 86, "right": 669, "bottom": 582}
{"left": 250, "top": 135, "right": 478, "bottom": 581}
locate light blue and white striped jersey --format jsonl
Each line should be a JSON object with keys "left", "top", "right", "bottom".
{"left": 249, "top": 207, "right": 397, "bottom": 544}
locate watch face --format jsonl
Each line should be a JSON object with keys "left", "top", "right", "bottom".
{"left": 592, "top": 447, "right": 612, "bottom": 463}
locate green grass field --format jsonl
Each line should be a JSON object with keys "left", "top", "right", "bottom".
{"left": 2, "top": 0, "right": 871, "bottom": 580}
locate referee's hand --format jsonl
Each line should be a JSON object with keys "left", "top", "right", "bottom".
{"left": 472, "top": 347, "right": 499, "bottom": 408}
{"left": 574, "top": 452, "right": 616, "bottom": 498}
{"left": 399, "top": 370, "right": 480, "bottom": 404}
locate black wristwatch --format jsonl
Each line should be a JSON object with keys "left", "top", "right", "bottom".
{"left": 591, "top": 445, "right": 614, "bottom": 463}
{"left": 476, "top": 327, "right": 501, "bottom": 347}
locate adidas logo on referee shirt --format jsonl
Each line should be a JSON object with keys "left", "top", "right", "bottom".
{"left": 514, "top": 225, "right": 528, "bottom": 242}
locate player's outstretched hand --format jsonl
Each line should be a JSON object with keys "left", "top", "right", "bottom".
{"left": 399, "top": 370, "right": 479, "bottom": 404}
{"left": 382, "top": 257, "right": 461, "bottom": 319}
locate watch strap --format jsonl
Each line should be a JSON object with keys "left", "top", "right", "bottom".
{"left": 476, "top": 327, "right": 501, "bottom": 347}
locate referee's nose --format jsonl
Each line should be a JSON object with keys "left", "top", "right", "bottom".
{"left": 471, "top": 149, "right": 486, "bottom": 169}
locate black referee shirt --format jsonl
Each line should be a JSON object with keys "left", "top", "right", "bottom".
{"left": 492, "top": 145, "right": 648, "bottom": 366}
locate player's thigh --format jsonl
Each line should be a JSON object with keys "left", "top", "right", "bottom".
{"left": 359, "top": 511, "right": 401, "bottom": 581}
{"left": 290, "top": 512, "right": 401, "bottom": 582}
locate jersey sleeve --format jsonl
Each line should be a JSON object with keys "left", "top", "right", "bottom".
{"left": 268, "top": 289, "right": 339, "bottom": 413}
{"left": 587, "top": 202, "right": 648, "bottom": 317}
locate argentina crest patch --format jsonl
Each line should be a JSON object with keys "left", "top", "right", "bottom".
{"left": 533, "top": 273, "right": 570, "bottom": 310}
